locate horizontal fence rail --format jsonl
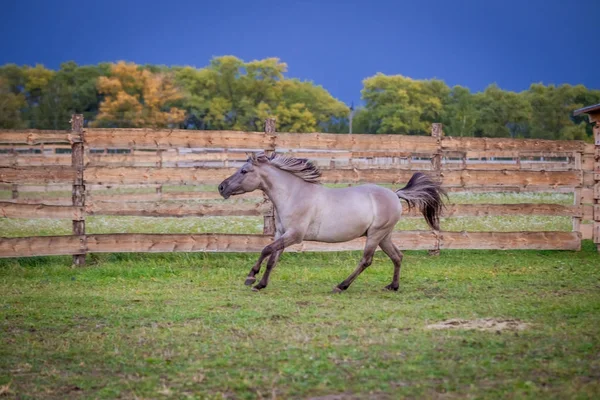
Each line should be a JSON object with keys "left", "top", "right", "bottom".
{"left": 1, "top": 115, "right": 599, "bottom": 262}
{"left": 0, "top": 232, "right": 583, "bottom": 259}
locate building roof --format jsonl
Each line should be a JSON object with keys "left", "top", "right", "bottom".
{"left": 573, "top": 103, "right": 600, "bottom": 116}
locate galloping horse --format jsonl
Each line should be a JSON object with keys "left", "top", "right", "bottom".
{"left": 218, "top": 151, "right": 446, "bottom": 293}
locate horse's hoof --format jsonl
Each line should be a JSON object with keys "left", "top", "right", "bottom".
{"left": 252, "top": 284, "right": 265, "bottom": 292}
{"left": 332, "top": 287, "right": 344, "bottom": 294}
{"left": 384, "top": 284, "right": 399, "bottom": 292}
{"left": 244, "top": 277, "right": 256, "bottom": 286}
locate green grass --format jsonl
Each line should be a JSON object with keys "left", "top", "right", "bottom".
{"left": 1, "top": 243, "right": 599, "bottom": 399}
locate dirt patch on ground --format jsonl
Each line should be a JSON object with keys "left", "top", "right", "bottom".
{"left": 308, "top": 393, "right": 391, "bottom": 400}
{"left": 426, "top": 318, "right": 529, "bottom": 332}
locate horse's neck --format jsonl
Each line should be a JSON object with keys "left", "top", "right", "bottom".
{"left": 260, "top": 166, "right": 312, "bottom": 214}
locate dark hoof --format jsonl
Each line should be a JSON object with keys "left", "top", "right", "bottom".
{"left": 384, "top": 284, "right": 399, "bottom": 292}
{"left": 252, "top": 284, "right": 266, "bottom": 292}
{"left": 245, "top": 276, "right": 256, "bottom": 286}
{"left": 332, "top": 286, "right": 344, "bottom": 294}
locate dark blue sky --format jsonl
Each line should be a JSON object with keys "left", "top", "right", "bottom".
{"left": 1, "top": 0, "right": 598, "bottom": 105}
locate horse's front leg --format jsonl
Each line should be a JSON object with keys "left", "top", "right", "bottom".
{"left": 252, "top": 249, "right": 283, "bottom": 291}
{"left": 244, "top": 230, "right": 301, "bottom": 288}
{"left": 245, "top": 230, "right": 281, "bottom": 286}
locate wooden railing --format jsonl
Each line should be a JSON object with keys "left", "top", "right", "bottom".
{"left": 1, "top": 115, "right": 598, "bottom": 263}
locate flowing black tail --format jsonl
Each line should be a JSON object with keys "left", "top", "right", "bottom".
{"left": 396, "top": 172, "right": 447, "bottom": 231}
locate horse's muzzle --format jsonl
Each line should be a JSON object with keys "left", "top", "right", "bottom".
{"left": 218, "top": 181, "right": 230, "bottom": 199}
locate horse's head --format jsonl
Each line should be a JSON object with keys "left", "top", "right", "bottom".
{"left": 218, "top": 152, "right": 270, "bottom": 199}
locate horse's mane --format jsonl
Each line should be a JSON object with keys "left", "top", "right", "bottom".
{"left": 248, "top": 151, "right": 321, "bottom": 184}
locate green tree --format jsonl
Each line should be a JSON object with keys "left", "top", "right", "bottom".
{"left": 277, "top": 79, "right": 348, "bottom": 132}
{"left": 524, "top": 83, "right": 599, "bottom": 141}
{"left": 442, "top": 86, "right": 478, "bottom": 137}
{"left": 0, "top": 62, "right": 109, "bottom": 129}
{"left": 174, "top": 56, "right": 348, "bottom": 132}
{"left": 473, "top": 85, "right": 531, "bottom": 138}
{"left": 0, "top": 77, "right": 26, "bottom": 128}
{"left": 361, "top": 73, "right": 450, "bottom": 134}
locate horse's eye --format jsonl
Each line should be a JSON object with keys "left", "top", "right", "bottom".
{"left": 241, "top": 169, "right": 248, "bottom": 174}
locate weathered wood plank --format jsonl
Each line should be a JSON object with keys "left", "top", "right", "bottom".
{"left": 0, "top": 183, "right": 166, "bottom": 193}
{"left": 441, "top": 170, "right": 581, "bottom": 187}
{"left": 87, "top": 191, "right": 261, "bottom": 202}
{"left": 583, "top": 154, "right": 595, "bottom": 172}
{"left": 0, "top": 155, "right": 72, "bottom": 167}
{"left": 0, "top": 235, "right": 85, "bottom": 257}
{"left": 446, "top": 163, "right": 521, "bottom": 171}
{"left": 440, "top": 231, "right": 580, "bottom": 250}
{"left": 274, "top": 133, "right": 439, "bottom": 152}
{"left": 463, "top": 150, "right": 576, "bottom": 158}
{"left": 0, "top": 202, "right": 83, "bottom": 219}
{"left": 582, "top": 188, "right": 594, "bottom": 203}
{"left": 0, "top": 130, "right": 80, "bottom": 145}
{"left": 2, "top": 183, "right": 578, "bottom": 196}
{"left": 84, "top": 151, "right": 250, "bottom": 166}
{"left": 442, "top": 137, "right": 585, "bottom": 152}
{"left": 437, "top": 204, "right": 585, "bottom": 218}
{"left": 443, "top": 186, "right": 579, "bottom": 194}
{"left": 442, "top": 161, "right": 573, "bottom": 171}
{"left": 3, "top": 169, "right": 581, "bottom": 191}
{"left": 0, "top": 230, "right": 582, "bottom": 259}
{"left": 85, "top": 232, "right": 438, "bottom": 253}
{"left": 580, "top": 224, "right": 593, "bottom": 240}
{"left": 0, "top": 166, "right": 77, "bottom": 184}
{"left": 0, "top": 198, "right": 73, "bottom": 206}
{"left": 85, "top": 129, "right": 275, "bottom": 149}
{"left": 86, "top": 233, "right": 273, "bottom": 253}
{"left": 82, "top": 231, "right": 581, "bottom": 253}
{"left": 1, "top": 200, "right": 582, "bottom": 219}
{"left": 85, "top": 149, "right": 444, "bottom": 167}
{"left": 84, "top": 167, "right": 237, "bottom": 185}
{"left": 584, "top": 171, "right": 596, "bottom": 186}
{"left": 87, "top": 201, "right": 271, "bottom": 217}
{"left": 584, "top": 143, "right": 595, "bottom": 155}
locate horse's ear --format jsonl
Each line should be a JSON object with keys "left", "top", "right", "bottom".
{"left": 254, "top": 151, "right": 269, "bottom": 164}
{"left": 248, "top": 151, "right": 269, "bottom": 165}
{"left": 265, "top": 150, "right": 276, "bottom": 160}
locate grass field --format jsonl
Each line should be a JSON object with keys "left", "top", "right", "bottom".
{"left": 1, "top": 243, "right": 599, "bottom": 399}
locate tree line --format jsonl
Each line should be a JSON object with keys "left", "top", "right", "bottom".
{"left": 1, "top": 56, "right": 598, "bottom": 141}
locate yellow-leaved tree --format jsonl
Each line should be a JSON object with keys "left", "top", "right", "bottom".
{"left": 94, "top": 62, "right": 185, "bottom": 127}
{"left": 174, "top": 56, "right": 349, "bottom": 132}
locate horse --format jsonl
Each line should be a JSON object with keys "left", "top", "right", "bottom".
{"left": 218, "top": 151, "right": 447, "bottom": 293}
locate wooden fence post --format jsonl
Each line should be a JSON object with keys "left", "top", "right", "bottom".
{"left": 10, "top": 147, "right": 18, "bottom": 199}
{"left": 594, "top": 121, "right": 600, "bottom": 252}
{"left": 572, "top": 150, "right": 583, "bottom": 240}
{"left": 71, "top": 115, "right": 87, "bottom": 266}
{"left": 263, "top": 118, "right": 276, "bottom": 236}
{"left": 156, "top": 149, "right": 164, "bottom": 195}
{"left": 429, "top": 123, "right": 443, "bottom": 256}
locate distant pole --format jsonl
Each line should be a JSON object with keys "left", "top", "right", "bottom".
{"left": 349, "top": 102, "right": 355, "bottom": 134}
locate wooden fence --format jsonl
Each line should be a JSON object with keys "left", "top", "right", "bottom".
{"left": 1, "top": 115, "right": 599, "bottom": 263}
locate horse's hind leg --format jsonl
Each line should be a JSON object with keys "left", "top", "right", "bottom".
{"left": 379, "top": 234, "right": 404, "bottom": 291}
{"left": 333, "top": 233, "right": 384, "bottom": 293}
